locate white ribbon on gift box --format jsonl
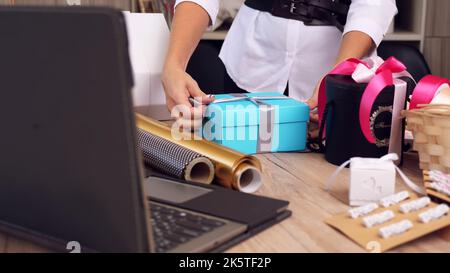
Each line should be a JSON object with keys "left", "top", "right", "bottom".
{"left": 212, "top": 96, "right": 289, "bottom": 104}
{"left": 351, "top": 57, "right": 415, "bottom": 165}
{"left": 325, "top": 153, "right": 426, "bottom": 201}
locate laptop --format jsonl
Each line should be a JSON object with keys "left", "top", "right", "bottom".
{"left": 0, "top": 6, "right": 291, "bottom": 253}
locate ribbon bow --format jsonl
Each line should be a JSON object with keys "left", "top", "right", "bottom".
{"left": 356, "top": 56, "right": 413, "bottom": 145}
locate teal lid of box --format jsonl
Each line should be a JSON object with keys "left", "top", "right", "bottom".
{"left": 204, "top": 92, "right": 310, "bottom": 127}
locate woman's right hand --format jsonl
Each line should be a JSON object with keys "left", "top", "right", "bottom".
{"left": 162, "top": 65, "right": 215, "bottom": 131}
{"left": 160, "top": 1, "right": 215, "bottom": 131}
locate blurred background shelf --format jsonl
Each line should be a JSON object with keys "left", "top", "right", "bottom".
{"left": 201, "top": 0, "right": 428, "bottom": 50}
{"left": 385, "top": 32, "right": 424, "bottom": 42}
{"left": 203, "top": 31, "right": 427, "bottom": 42}
{"left": 0, "top": 0, "right": 428, "bottom": 47}
{"left": 202, "top": 30, "right": 228, "bottom": 41}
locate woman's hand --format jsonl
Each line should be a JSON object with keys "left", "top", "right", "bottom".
{"left": 160, "top": 1, "right": 214, "bottom": 131}
{"left": 162, "top": 65, "right": 214, "bottom": 131}
{"left": 305, "top": 31, "right": 375, "bottom": 140}
{"left": 306, "top": 79, "right": 322, "bottom": 140}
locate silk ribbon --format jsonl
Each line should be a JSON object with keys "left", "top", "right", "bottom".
{"left": 409, "top": 75, "right": 450, "bottom": 109}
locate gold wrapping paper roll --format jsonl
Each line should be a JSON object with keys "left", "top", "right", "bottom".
{"left": 135, "top": 114, "right": 263, "bottom": 193}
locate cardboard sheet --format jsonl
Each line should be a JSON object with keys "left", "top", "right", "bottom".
{"left": 326, "top": 192, "right": 450, "bottom": 252}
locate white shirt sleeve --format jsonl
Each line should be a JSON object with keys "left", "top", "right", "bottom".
{"left": 174, "top": 0, "right": 220, "bottom": 26}
{"left": 343, "top": 0, "right": 398, "bottom": 47}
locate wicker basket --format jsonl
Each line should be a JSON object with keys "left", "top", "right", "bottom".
{"left": 402, "top": 104, "right": 450, "bottom": 173}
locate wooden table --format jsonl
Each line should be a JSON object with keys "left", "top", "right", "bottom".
{"left": 1, "top": 152, "right": 449, "bottom": 253}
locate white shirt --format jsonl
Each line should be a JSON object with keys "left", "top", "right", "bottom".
{"left": 175, "top": 0, "right": 398, "bottom": 101}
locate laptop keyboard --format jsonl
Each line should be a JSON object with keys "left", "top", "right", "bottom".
{"left": 149, "top": 202, "right": 227, "bottom": 253}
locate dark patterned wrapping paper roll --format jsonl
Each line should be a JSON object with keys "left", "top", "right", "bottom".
{"left": 136, "top": 128, "right": 214, "bottom": 184}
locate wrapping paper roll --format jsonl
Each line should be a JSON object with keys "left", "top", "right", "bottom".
{"left": 136, "top": 129, "right": 214, "bottom": 184}
{"left": 135, "top": 114, "right": 262, "bottom": 193}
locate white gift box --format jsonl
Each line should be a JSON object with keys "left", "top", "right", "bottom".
{"left": 327, "top": 154, "right": 425, "bottom": 207}
{"left": 349, "top": 157, "right": 396, "bottom": 206}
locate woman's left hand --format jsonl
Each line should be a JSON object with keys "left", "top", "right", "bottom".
{"left": 306, "top": 31, "right": 375, "bottom": 141}
{"left": 306, "top": 79, "right": 322, "bottom": 140}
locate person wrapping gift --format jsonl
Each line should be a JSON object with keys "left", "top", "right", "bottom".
{"left": 162, "top": 0, "right": 398, "bottom": 136}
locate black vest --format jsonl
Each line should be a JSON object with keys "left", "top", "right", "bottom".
{"left": 245, "top": 0, "right": 351, "bottom": 32}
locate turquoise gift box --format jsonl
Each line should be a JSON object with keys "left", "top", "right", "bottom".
{"left": 202, "top": 92, "right": 310, "bottom": 154}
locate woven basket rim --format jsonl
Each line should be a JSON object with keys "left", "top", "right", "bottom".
{"left": 403, "top": 104, "right": 450, "bottom": 118}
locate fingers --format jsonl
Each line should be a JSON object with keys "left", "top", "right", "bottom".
{"left": 187, "top": 79, "right": 215, "bottom": 104}
{"left": 308, "top": 126, "right": 320, "bottom": 140}
{"left": 186, "top": 78, "right": 204, "bottom": 97}
{"left": 306, "top": 97, "right": 318, "bottom": 110}
{"left": 170, "top": 103, "right": 203, "bottom": 130}
{"left": 306, "top": 95, "right": 319, "bottom": 124}
{"left": 307, "top": 86, "right": 320, "bottom": 140}
{"left": 166, "top": 97, "right": 175, "bottom": 112}
{"left": 176, "top": 116, "right": 203, "bottom": 131}
{"left": 310, "top": 112, "right": 319, "bottom": 123}
{"left": 306, "top": 78, "right": 324, "bottom": 128}
{"left": 170, "top": 79, "right": 214, "bottom": 132}
{"left": 164, "top": 71, "right": 215, "bottom": 132}
{"left": 170, "top": 92, "right": 205, "bottom": 132}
